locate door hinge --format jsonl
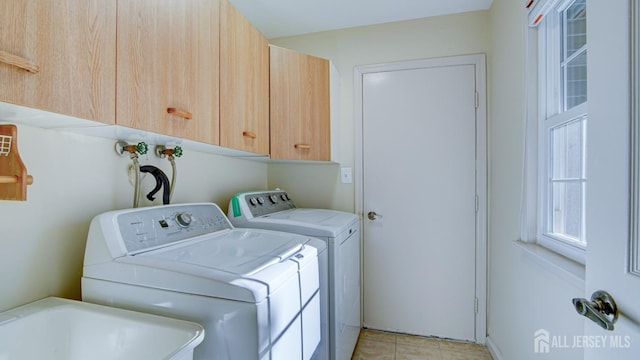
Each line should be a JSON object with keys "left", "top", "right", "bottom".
{"left": 475, "top": 91, "right": 479, "bottom": 109}
{"left": 475, "top": 297, "right": 479, "bottom": 314}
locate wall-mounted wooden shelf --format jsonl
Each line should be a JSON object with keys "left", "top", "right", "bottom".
{"left": 0, "top": 124, "right": 33, "bottom": 201}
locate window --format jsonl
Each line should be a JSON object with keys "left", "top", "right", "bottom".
{"left": 523, "top": 0, "right": 587, "bottom": 264}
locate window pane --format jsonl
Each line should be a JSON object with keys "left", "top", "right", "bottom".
{"left": 549, "top": 117, "right": 586, "bottom": 244}
{"left": 561, "top": 0, "right": 587, "bottom": 111}
{"left": 551, "top": 181, "right": 583, "bottom": 241}
{"left": 564, "top": 0, "right": 587, "bottom": 58}
{"left": 551, "top": 119, "right": 584, "bottom": 179}
{"left": 564, "top": 51, "right": 587, "bottom": 109}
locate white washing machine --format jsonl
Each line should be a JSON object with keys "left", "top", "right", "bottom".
{"left": 228, "top": 190, "right": 361, "bottom": 360}
{"left": 82, "top": 202, "right": 325, "bottom": 360}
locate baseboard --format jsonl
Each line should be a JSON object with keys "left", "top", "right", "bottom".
{"left": 485, "top": 336, "right": 504, "bottom": 360}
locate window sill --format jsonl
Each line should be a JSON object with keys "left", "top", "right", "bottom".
{"left": 513, "top": 240, "right": 585, "bottom": 287}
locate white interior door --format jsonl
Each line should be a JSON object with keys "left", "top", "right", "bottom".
{"left": 583, "top": 1, "right": 640, "bottom": 358}
{"left": 356, "top": 55, "right": 486, "bottom": 342}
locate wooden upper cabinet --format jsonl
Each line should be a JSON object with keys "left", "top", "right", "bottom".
{"left": 116, "top": 0, "right": 220, "bottom": 144}
{"left": 0, "top": 0, "right": 116, "bottom": 124}
{"left": 269, "top": 46, "right": 331, "bottom": 161}
{"left": 219, "top": 0, "right": 269, "bottom": 155}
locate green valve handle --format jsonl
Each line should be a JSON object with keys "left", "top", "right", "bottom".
{"left": 136, "top": 142, "right": 148, "bottom": 155}
{"left": 173, "top": 146, "right": 183, "bottom": 158}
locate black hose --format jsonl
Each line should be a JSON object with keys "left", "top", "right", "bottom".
{"left": 139, "top": 165, "right": 171, "bottom": 204}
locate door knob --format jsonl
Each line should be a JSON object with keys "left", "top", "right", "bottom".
{"left": 367, "top": 211, "right": 381, "bottom": 221}
{"left": 572, "top": 290, "right": 618, "bottom": 331}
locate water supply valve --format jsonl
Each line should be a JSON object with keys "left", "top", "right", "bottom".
{"left": 115, "top": 141, "right": 148, "bottom": 157}
{"left": 155, "top": 145, "right": 183, "bottom": 159}
{"left": 154, "top": 145, "right": 183, "bottom": 204}
{"left": 115, "top": 141, "right": 149, "bottom": 208}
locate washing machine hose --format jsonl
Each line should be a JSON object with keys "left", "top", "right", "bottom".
{"left": 139, "top": 165, "right": 171, "bottom": 205}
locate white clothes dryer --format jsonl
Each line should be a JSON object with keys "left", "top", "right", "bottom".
{"left": 82, "top": 202, "right": 325, "bottom": 360}
{"left": 228, "top": 190, "right": 361, "bottom": 360}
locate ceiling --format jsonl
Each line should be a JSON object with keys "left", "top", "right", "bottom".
{"left": 229, "top": 0, "right": 494, "bottom": 39}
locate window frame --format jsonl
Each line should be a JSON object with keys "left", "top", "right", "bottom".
{"left": 534, "top": 0, "right": 588, "bottom": 264}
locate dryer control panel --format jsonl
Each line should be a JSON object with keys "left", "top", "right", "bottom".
{"left": 116, "top": 203, "right": 232, "bottom": 254}
{"left": 230, "top": 190, "right": 296, "bottom": 219}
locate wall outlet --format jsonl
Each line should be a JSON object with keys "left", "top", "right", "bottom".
{"left": 340, "top": 167, "right": 353, "bottom": 184}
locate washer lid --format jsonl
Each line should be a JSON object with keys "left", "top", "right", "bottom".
{"left": 146, "top": 229, "right": 303, "bottom": 276}
{"left": 240, "top": 208, "right": 358, "bottom": 238}
{"left": 85, "top": 228, "right": 316, "bottom": 303}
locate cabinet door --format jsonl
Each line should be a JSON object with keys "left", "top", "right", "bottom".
{"left": 0, "top": 0, "right": 116, "bottom": 124}
{"left": 116, "top": 0, "right": 220, "bottom": 144}
{"left": 270, "top": 46, "right": 331, "bottom": 161}
{"left": 220, "top": 0, "right": 269, "bottom": 155}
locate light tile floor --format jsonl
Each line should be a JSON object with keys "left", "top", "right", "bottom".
{"left": 352, "top": 329, "right": 493, "bottom": 360}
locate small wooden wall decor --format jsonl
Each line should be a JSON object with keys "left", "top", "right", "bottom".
{"left": 0, "top": 124, "right": 33, "bottom": 200}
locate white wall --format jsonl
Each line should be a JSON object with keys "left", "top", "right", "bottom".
{"left": 0, "top": 123, "right": 267, "bottom": 312}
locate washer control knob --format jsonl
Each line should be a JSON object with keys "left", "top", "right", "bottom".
{"left": 269, "top": 195, "right": 278, "bottom": 203}
{"left": 249, "top": 198, "right": 258, "bottom": 206}
{"left": 257, "top": 197, "right": 265, "bottom": 205}
{"left": 176, "top": 212, "right": 192, "bottom": 228}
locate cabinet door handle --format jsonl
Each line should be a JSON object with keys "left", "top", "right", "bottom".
{"left": 294, "top": 144, "right": 311, "bottom": 150}
{"left": 0, "top": 50, "right": 39, "bottom": 73}
{"left": 167, "top": 108, "right": 192, "bottom": 120}
{"left": 242, "top": 131, "right": 257, "bottom": 139}
{"left": 0, "top": 175, "right": 34, "bottom": 185}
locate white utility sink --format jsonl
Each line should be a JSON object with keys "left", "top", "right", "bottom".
{"left": 0, "top": 297, "right": 205, "bottom": 360}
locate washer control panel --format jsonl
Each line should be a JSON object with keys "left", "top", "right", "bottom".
{"left": 117, "top": 203, "right": 232, "bottom": 254}
{"left": 231, "top": 190, "right": 296, "bottom": 218}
